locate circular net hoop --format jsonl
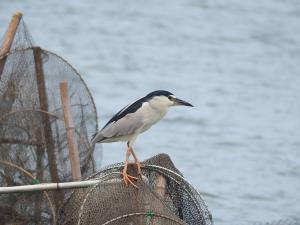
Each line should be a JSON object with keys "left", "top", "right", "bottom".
{"left": 0, "top": 47, "right": 98, "bottom": 181}
{"left": 0, "top": 46, "right": 99, "bottom": 223}
{"left": 100, "top": 213, "right": 187, "bottom": 225}
{"left": 57, "top": 154, "right": 213, "bottom": 225}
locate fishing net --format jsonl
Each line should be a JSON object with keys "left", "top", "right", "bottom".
{"left": 0, "top": 16, "right": 34, "bottom": 54}
{"left": 0, "top": 15, "right": 98, "bottom": 223}
{"left": 57, "top": 153, "right": 213, "bottom": 225}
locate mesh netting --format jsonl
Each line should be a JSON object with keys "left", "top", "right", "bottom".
{"left": 0, "top": 17, "right": 34, "bottom": 54}
{"left": 0, "top": 16, "right": 99, "bottom": 223}
{"left": 57, "top": 154, "right": 213, "bottom": 225}
{"left": 0, "top": 190, "right": 56, "bottom": 224}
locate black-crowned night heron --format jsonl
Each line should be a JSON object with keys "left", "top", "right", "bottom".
{"left": 91, "top": 90, "right": 193, "bottom": 187}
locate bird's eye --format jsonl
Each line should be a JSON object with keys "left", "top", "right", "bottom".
{"left": 168, "top": 96, "right": 173, "bottom": 100}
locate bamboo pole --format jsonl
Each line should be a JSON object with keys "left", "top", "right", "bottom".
{"left": 60, "top": 81, "right": 82, "bottom": 181}
{"left": 0, "top": 12, "right": 23, "bottom": 78}
{"left": 0, "top": 180, "right": 100, "bottom": 194}
{"left": 0, "top": 11, "right": 22, "bottom": 56}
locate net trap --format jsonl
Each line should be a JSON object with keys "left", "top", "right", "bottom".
{"left": 57, "top": 154, "right": 213, "bottom": 225}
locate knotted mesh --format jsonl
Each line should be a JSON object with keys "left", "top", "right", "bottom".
{"left": 57, "top": 154, "right": 213, "bottom": 225}
{"left": 0, "top": 16, "right": 98, "bottom": 224}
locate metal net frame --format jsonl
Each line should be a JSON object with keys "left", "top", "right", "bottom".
{"left": 57, "top": 154, "right": 213, "bottom": 225}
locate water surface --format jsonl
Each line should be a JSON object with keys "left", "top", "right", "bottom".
{"left": 1, "top": 0, "right": 300, "bottom": 224}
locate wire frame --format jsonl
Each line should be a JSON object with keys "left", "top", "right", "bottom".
{"left": 57, "top": 154, "right": 213, "bottom": 225}
{"left": 101, "top": 213, "right": 187, "bottom": 225}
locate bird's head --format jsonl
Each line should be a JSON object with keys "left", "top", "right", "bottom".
{"left": 147, "top": 90, "right": 194, "bottom": 109}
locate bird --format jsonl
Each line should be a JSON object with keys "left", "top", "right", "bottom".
{"left": 91, "top": 90, "right": 193, "bottom": 187}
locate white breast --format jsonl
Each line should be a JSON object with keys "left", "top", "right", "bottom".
{"left": 139, "top": 102, "right": 168, "bottom": 133}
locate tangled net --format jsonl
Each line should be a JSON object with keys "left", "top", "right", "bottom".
{"left": 0, "top": 14, "right": 99, "bottom": 224}
{"left": 57, "top": 154, "right": 213, "bottom": 225}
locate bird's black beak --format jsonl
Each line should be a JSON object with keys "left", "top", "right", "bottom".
{"left": 173, "top": 97, "right": 194, "bottom": 107}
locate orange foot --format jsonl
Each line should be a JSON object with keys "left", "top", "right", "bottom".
{"left": 121, "top": 166, "right": 138, "bottom": 188}
{"left": 121, "top": 147, "right": 142, "bottom": 188}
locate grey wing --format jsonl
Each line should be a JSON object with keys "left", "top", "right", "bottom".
{"left": 92, "top": 113, "right": 144, "bottom": 144}
{"left": 102, "top": 113, "right": 144, "bottom": 138}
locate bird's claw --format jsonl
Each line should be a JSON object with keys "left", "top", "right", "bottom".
{"left": 121, "top": 147, "right": 141, "bottom": 189}
{"left": 121, "top": 170, "right": 138, "bottom": 188}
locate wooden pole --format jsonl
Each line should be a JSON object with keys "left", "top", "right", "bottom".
{"left": 154, "top": 175, "right": 166, "bottom": 198}
{"left": 34, "top": 47, "right": 60, "bottom": 184}
{"left": 34, "top": 47, "right": 63, "bottom": 210}
{"left": 0, "top": 11, "right": 22, "bottom": 56}
{"left": 0, "top": 11, "right": 22, "bottom": 78}
{"left": 59, "top": 81, "right": 82, "bottom": 181}
{"left": 153, "top": 175, "right": 167, "bottom": 225}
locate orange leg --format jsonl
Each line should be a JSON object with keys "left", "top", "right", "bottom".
{"left": 129, "top": 148, "right": 141, "bottom": 175}
{"left": 122, "top": 147, "right": 138, "bottom": 188}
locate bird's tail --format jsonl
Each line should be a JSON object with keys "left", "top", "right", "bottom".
{"left": 90, "top": 132, "right": 105, "bottom": 147}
